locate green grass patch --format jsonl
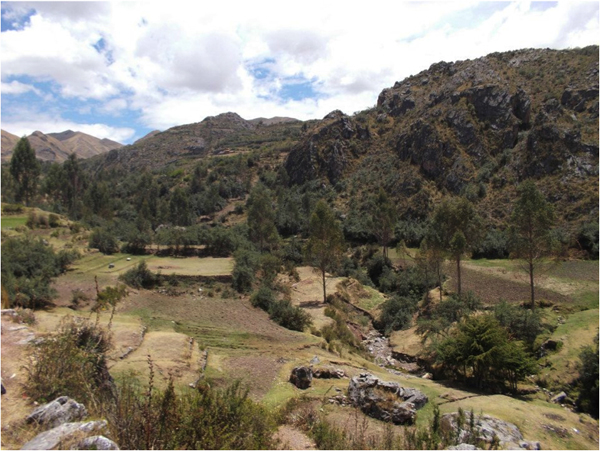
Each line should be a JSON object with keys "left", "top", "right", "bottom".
{"left": 354, "top": 286, "right": 387, "bottom": 312}
{"left": 1, "top": 215, "right": 27, "bottom": 229}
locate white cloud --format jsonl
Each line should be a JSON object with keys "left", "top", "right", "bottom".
{"left": 1, "top": 1, "right": 598, "bottom": 136}
{"left": 1, "top": 80, "right": 41, "bottom": 95}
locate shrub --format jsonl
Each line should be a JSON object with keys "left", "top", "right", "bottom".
{"left": 48, "top": 213, "right": 60, "bottom": 228}
{"left": 576, "top": 221, "right": 599, "bottom": 259}
{"left": 377, "top": 295, "right": 419, "bottom": 335}
{"left": 24, "top": 317, "right": 113, "bottom": 405}
{"left": 269, "top": 299, "right": 312, "bottom": 332}
{"left": 109, "top": 377, "right": 276, "bottom": 450}
{"left": 89, "top": 228, "right": 120, "bottom": 254}
{"left": 433, "top": 314, "right": 537, "bottom": 391}
{"left": 493, "top": 301, "right": 543, "bottom": 349}
{"left": 576, "top": 334, "right": 599, "bottom": 418}
{"left": 1, "top": 236, "right": 77, "bottom": 309}
{"left": 232, "top": 249, "right": 260, "bottom": 293}
{"left": 250, "top": 285, "right": 275, "bottom": 311}
{"left": 119, "top": 261, "right": 158, "bottom": 289}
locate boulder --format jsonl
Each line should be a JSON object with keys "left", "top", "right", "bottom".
{"left": 73, "top": 435, "right": 120, "bottom": 450}
{"left": 21, "top": 420, "right": 108, "bottom": 450}
{"left": 313, "top": 366, "right": 345, "bottom": 379}
{"left": 447, "top": 445, "right": 480, "bottom": 450}
{"left": 551, "top": 391, "right": 568, "bottom": 404}
{"left": 441, "top": 412, "right": 541, "bottom": 450}
{"left": 290, "top": 366, "right": 313, "bottom": 389}
{"left": 27, "top": 397, "right": 88, "bottom": 429}
{"left": 347, "top": 373, "right": 428, "bottom": 425}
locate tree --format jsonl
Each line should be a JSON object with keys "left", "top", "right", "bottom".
{"left": 509, "top": 180, "right": 555, "bottom": 308}
{"left": 369, "top": 188, "right": 397, "bottom": 258}
{"left": 428, "top": 197, "right": 482, "bottom": 298}
{"left": 10, "top": 137, "right": 40, "bottom": 205}
{"left": 169, "top": 187, "right": 192, "bottom": 226}
{"left": 304, "top": 200, "right": 345, "bottom": 303}
{"left": 247, "top": 183, "right": 279, "bottom": 251}
{"left": 434, "top": 314, "right": 536, "bottom": 391}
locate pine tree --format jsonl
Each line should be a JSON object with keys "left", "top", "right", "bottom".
{"left": 10, "top": 137, "right": 40, "bottom": 205}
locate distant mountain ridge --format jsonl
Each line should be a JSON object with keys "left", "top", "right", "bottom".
{"left": 1, "top": 129, "right": 123, "bottom": 163}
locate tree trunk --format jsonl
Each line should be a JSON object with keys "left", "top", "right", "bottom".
{"left": 456, "top": 256, "right": 462, "bottom": 298}
{"left": 529, "top": 260, "right": 535, "bottom": 309}
{"left": 322, "top": 269, "right": 327, "bottom": 304}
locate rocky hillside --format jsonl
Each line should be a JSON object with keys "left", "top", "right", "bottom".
{"left": 85, "top": 47, "right": 598, "bottom": 228}
{"left": 86, "top": 112, "right": 303, "bottom": 173}
{"left": 1, "top": 129, "right": 122, "bottom": 163}
{"left": 285, "top": 46, "right": 599, "bottom": 226}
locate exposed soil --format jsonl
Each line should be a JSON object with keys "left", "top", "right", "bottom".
{"left": 273, "top": 425, "right": 316, "bottom": 450}
{"left": 446, "top": 265, "right": 571, "bottom": 305}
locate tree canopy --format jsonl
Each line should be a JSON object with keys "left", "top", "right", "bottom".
{"left": 10, "top": 137, "right": 40, "bottom": 205}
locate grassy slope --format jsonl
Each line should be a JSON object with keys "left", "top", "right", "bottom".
{"left": 3, "top": 218, "right": 598, "bottom": 449}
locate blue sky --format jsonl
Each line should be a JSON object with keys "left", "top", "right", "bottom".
{"left": 1, "top": 1, "right": 598, "bottom": 144}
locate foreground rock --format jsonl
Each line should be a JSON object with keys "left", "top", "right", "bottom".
{"left": 27, "top": 397, "right": 88, "bottom": 429}
{"left": 347, "top": 373, "right": 427, "bottom": 424}
{"left": 441, "top": 412, "right": 541, "bottom": 450}
{"left": 74, "top": 435, "right": 120, "bottom": 450}
{"left": 21, "top": 420, "right": 110, "bottom": 450}
{"left": 290, "top": 366, "right": 313, "bottom": 389}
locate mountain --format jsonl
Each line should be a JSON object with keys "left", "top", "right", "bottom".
{"left": 86, "top": 112, "right": 305, "bottom": 173}
{"left": 1, "top": 130, "right": 20, "bottom": 158}
{"left": 284, "top": 46, "right": 599, "bottom": 227}
{"left": 86, "top": 46, "right": 598, "bottom": 228}
{"left": 1, "top": 129, "right": 123, "bottom": 163}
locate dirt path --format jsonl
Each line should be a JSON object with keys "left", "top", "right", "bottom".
{"left": 273, "top": 425, "right": 316, "bottom": 450}
{"left": 1, "top": 314, "right": 39, "bottom": 449}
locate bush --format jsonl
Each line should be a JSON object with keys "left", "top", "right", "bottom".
{"left": 89, "top": 228, "right": 120, "bottom": 254}
{"left": 576, "top": 221, "right": 599, "bottom": 259}
{"left": 250, "top": 285, "right": 276, "bottom": 311}
{"left": 576, "top": 334, "right": 599, "bottom": 418}
{"left": 377, "top": 295, "right": 418, "bottom": 335}
{"left": 493, "top": 301, "right": 543, "bottom": 349}
{"left": 109, "top": 377, "right": 275, "bottom": 450}
{"left": 232, "top": 249, "right": 260, "bottom": 293}
{"left": 119, "top": 261, "right": 158, "bottom": 289}
{"left": 269, "top": 299, "right": 312, "bottom": 332}
{"left": 48, "top": 213, "right": 60, "bottom": 228}
{"left": 1, "top": 236, "right": 77, "bottom": 309}
{"left": 24, "top": 317, "right": 113, "bottom": 405}
{"left": 472, "top": 228, "right": 509, "bottom": 259}
{"left": 433, "top": 314, "right": 537, "bottom": 391}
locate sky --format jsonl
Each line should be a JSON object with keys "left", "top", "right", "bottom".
{"left": 1, "top": 1, "right": 598, "bottom": 144}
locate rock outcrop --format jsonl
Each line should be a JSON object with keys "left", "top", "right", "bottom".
{"left": 21, "top": 420, "right": 110, "bottom": 450}
{"left": 347, "top": 373, "right": 427, "bottom": 424}
{"left": 290, "top": 366, "right": 313, "bottom": 389}
{"left": 441, "top": 412, "right": 541, "bottom": 450}
{"left": 26, "top": 396, "right": 88, "bottom": 429}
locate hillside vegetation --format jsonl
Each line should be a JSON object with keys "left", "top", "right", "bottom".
{"left": 1, "top": 46, "right": 598, "bottom": 450}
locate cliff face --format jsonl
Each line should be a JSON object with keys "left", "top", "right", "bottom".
{"left": 284, "top": 46, "right": 598, "bottom": 224}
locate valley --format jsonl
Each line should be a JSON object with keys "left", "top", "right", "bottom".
{"left": 1, "top": 46, "right": 598, "bottom": 450}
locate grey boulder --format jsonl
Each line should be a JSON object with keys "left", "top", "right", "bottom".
{"left": 347, "top": 373, "right": 428, "bottom": 424}
{"left": 72, "top": 435, "right": 120, "bottom": 450}
{"left": 27, "top": 397, "right": 88, "bottom": 429}
{"left": 441, "top": 412, "right": 541, "bottom": 450}
{"left": 21, "top": 420, "right": 107, "bottom": 450}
